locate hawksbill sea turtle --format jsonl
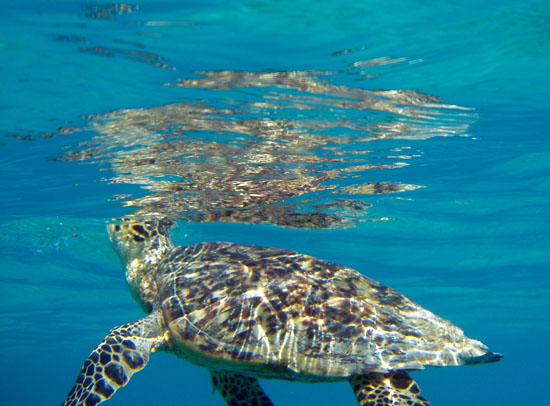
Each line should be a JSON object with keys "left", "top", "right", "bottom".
{"left": 62, "top": 218, "right": 501, "bottom": 406}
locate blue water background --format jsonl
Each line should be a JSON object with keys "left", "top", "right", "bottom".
{"left": 1, "top": 1, "right": 549, "bottom": 405}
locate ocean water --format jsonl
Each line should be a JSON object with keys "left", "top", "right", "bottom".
{"left": 1, "top": 1, "right": 549, "bottom": 405}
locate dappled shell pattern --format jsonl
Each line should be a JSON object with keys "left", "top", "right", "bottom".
{"left": 156, "top": 242, "right": 488, "bottom": 379}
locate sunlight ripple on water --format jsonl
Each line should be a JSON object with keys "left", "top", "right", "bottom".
{"left": 55, "top": 68, "right": 475, "bottom": 228}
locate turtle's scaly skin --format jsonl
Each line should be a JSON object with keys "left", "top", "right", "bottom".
{"left": 62, "top": 313, "right": 167, "bottom": 406}
{"left": 62, "top": 218, "right": 501, "bottom": 406}
{"left": 350, "top": 372, "right": 430, "bottom": 406}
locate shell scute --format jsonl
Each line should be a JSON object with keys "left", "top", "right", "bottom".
{"left": 155, "top": 241, "right": 491, "bottom": 378}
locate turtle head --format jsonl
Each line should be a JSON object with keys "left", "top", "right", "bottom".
{"left": 107, "top": 217, "right": 174, "bottom": 311}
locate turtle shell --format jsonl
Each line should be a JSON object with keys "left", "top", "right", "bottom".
{"left": 155, "top": 242, "right": 488, "bottom": 380}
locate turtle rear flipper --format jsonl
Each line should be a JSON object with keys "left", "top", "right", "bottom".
{"left": 62, "top": 312, "right": 167, "bottom": 406}
{"left": 211, "top": 370, "right": 274, "bottom": 406}
{"left": 350, "top": 371, "right": 431, "bottom": 406}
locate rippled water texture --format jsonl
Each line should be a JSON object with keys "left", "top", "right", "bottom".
{"left": 56, "top": 69, "right": 474, "bottom": 228}
{"left": 1, "top": 1, "right": 549, "bottom": 406}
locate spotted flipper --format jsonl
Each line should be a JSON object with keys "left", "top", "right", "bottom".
{"left": 62, "top": 312, "right": 167, "bottom": 406}
{"left": 211, "top": 370, "right": 274, "bottom": 406}
{"left": 350, "top": 371, "right": 431, "bottom": 406}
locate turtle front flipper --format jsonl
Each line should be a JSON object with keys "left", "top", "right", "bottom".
{"left": 211, "top": 370, "right": 274, "bottom": 406}
{"left": 62, "top": 312, "right": 168, "bottom": 406}
{"left": 350, "top": 371, "right": 431, "bottom": 406}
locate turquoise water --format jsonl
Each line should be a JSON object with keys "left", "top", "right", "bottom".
{"left": 1, "top": 1, "right": 549, "bottom": 405}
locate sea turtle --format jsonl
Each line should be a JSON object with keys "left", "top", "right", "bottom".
{"left": 62, "top": 218, "right": 501, "bottom": 406}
